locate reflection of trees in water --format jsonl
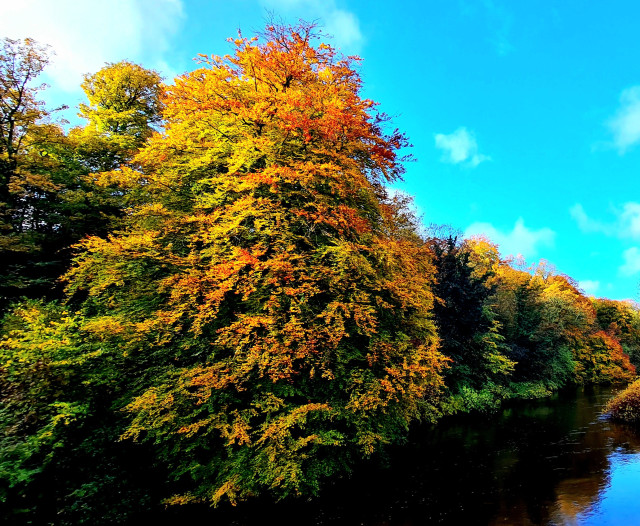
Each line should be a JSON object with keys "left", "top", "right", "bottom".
{"left": 165, "top": 386, "right": 640, "bottom": 525}
{"left": 486, "top": 387, "right": 640, "bottom": 526}
{"left": 552, "top": 477, "right": 603, "bottom": 523}
{"left": 548, "top": 420, "right": 640, "bottom": 525}
{"left": 357, "top": 386, "right": 640, "bottom": 526}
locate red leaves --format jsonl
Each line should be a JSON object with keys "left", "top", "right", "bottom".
{"left": 66, "top": 23, "right": 446, "bottom": 505}
{"left": 150, "top": 21, "right": 403, "bottom": 189}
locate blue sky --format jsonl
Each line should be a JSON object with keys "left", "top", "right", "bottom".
{"left": 2, "top": 0, "right": 640, "bottom": 300}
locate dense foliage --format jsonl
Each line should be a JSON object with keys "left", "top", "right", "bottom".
{"left": 0, "top": 41, "right": 162, "bottom": 313}
{"left": 0, "top": 27, "right": 638, "bottom": 523}
{"left": 605, "top": 380, "right": 640, "bottom": 423}
{"left": 65, "top": 24, "right": 448, "bottom": 505}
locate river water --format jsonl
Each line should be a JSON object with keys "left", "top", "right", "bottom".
{"left": 173, "top": 386, "right": 640, "bottom": 525}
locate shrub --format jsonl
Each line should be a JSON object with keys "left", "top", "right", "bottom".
{"left": 605, "top": 379, "right": 640, "bottom": 423}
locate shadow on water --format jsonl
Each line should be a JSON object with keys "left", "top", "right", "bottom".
{"left": 163, "top": 386, "right": 640, "bottom": 525}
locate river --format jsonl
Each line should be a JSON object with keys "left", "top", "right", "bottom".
{"left": 168, "top": 385, "right": 640, "bottom": 525}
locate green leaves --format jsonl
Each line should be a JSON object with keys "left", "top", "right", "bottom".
{"left": 79, "top": 61, "right": 162, "bottom": 145}
{"left": 3, "top": 21, "right": 639, "bottom": 523}
{"left": 57, "top": 23, "right": 448, "bottom": 506}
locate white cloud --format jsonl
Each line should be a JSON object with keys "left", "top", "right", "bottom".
{"left": 571, "top": 202, "right": 640, "bottom": 240}
{"left": 569, "top": 203, "right": 613, "bottom": 235}
{"left": 260, "top": 0, "right": 364, "bottom": 53}
{"left": 464, "top": 217, "right": 555, "bottom": 259}
{"left": 0, "top": 0, "right": 185, "bottom": 92}
{"left": 608, "top": 86, "right": 640, "bottom": 154}
{"left": 621, "top": 203, "right": 640, "bottom": 238}
{"left": 434, "top": 127, "right": 490, "bottom": 167}
{"left": 620, "top": 247, "right": 640, "bottom": 276}
{"left": 579, "top": 280, "right": 600, "bottom": 296}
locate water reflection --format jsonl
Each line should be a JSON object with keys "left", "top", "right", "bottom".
{"left": 577, "top": 451, "right": 640, "bottom": 525}
{"left": 169, "top": 386, "right": 640, "bottom": 525}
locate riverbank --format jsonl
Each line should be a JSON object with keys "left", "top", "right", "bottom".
{"left": 148, "top": 385, "right": 639, "bottom": 525}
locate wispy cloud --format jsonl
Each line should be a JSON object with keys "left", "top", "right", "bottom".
{"left": 0, "top": 0, "right": 185, "bottom": 93}
{"left": 434, "top": 127, "right": 491, "bottom": 167}
{"left": 459, "top": 0, "right": 514, "bottom": 56}
{"left": 570, "top": 202, "right": 640, "bottom": 239}
{"left": 620, "top": 247, "right": 640, "bottom": 276}
{"left": 260, "top": 0, "right": 364, "bottom": 53}
{"left": 569, "top": 204, "right": 613, "bottom": 235}
{"left": 608, "top": 86, "right": 640, "bottom": 154}
{"left": 465, "top": 217, "right": 555, "bottom": 259}
{"left": 579, "top": 279, "right": 600, "bottom": 296}
{"left": 482, "top": 0, "right": 514, "bottom": 56}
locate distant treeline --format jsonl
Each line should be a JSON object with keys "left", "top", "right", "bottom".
{"left": 1, "top": 26, "right": 638, "bottom": 524}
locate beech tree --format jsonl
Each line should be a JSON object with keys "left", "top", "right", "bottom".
{"left": 0, "top": 53, "right": 163, "bottom": 312}
{"left": 79, "top": 60, "right": 162, "bottom": 140}
{"left": 73, "top": 60, "right": 163, "bottom": 173}
{"left": 492, "top": 263, "right": 635, "bottom": 387}
{"left": 0, "top": 38, "right": 50, "bottom": 204}
{"left": 65, "top": 24, "right": 447, "bottom": 504}
{"left": 0, "top": 38, "right": 56, "bottom": 310}
{"left": 2, "top": 26, "right": 639, "bottom": 523}
{"left": 593, "top": 297, "right": 640, "bottom": 368}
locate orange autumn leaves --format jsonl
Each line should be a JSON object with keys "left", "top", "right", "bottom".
{"left": 60, "top": 23, "right": 639, "bottom": 507}
{"left": 67, "top": 24, "right": 446, "bottom": 504}
{"left": 2, "top": 25, "right": 639, "bottom": 516}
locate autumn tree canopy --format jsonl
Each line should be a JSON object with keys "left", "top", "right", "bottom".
{"left": 0, "top": 38, "right": 50, "bottom": 202}
{"left": 74, "top": 60, "right": 163, "bottom": 173}
{"left": 0, "top": 46, "right": 163, "bottom": 313}
{"left": 1, "top": 23, "right": 639, "bottom": 523}
{"left": 64, "top": 23, "right": 448, "bottom": 504}
{"left": 0, "top": 37, "right": 58, "bottom": 310}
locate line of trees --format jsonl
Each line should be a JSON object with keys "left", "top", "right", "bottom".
{"left": 0, "top": 26, "right": 638, "bottom": 523}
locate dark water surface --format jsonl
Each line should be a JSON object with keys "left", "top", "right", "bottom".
{"left": 171, "top": 386, "right": 640, "bottom": 525}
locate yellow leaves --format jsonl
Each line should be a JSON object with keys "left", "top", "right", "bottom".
{"left": 91, "top": 166, "right": 145, "bottom": 190}
{"left": 177, "top": 418, "right": 214, "bottom": 438}
{"left": 80, "top": 308, "right": 177, "bottom": 351}
{"left": 65, "top": 230, "right": 174, "bottom": 312}
{"left": 483, "top": 349, "right": 517, "bottom": 377}
{"left": 123, "top": 387, "right": 177, "bottom": 441}
{"left": 186, "top": 364, "right": 235, "bottom": 399}
{"left": 540, "top": 279, "right": 571, "bottom": 301}
{"left": 321, "top": 299, "right": 377, "bottom": 340}
{"left": 211, "top": 476, "right": 242, "bottom": 506}
{"left": 75, "top": 229, "right": 161, "bottom": 264}
{"left": 252, "top": 393, "right": 286, "bottom": 413}
{"left": 165, "top": 253, "right": 262, "bottom": 336}
{"left": 318, "top": 66, "right": 335, "bottom": 84}
{"left": 0, "top": 303, "right": 94, "bottom": 377}
{"left": 146, "top": 22, "right": 403, "bottom": 192}
{"left": 55, "top": 23, "right": 452, "bottom": 505}
{"left": 356, "top": 430, "right": 387, "bottom": 456}
{"left": 8, "top": 170, "right": 62, "bottom": 196}
{"left": 214, "top": 313, "right": 320, "bottom": 383}
{"left": 82, "top": 316, "right": 126, "bottom": 339}
{"left": 162, "top": 493, "right": 202, "bottom": 507}
{"left": 346, "top": 339, "right": 447, "bottom": 422}
{"left": 464, "top": 235, "right": 501, "bottom": 283}
{"left": 292, "top": 202, "right": 372, "bottom": 237}
{"left": 227, "top": 412, "right": 252, "bottom": 446}
{"left": 49, "top": 402, "right": 86, "bottom": 428}
{"left": 256, "top": 403, "right": 332, "bottom": 446}
{"left": 572, "top": 330, "right": 636, "bottom": 383}
{"left": 79, "top": 60, "right": 162, "bottom": 143}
